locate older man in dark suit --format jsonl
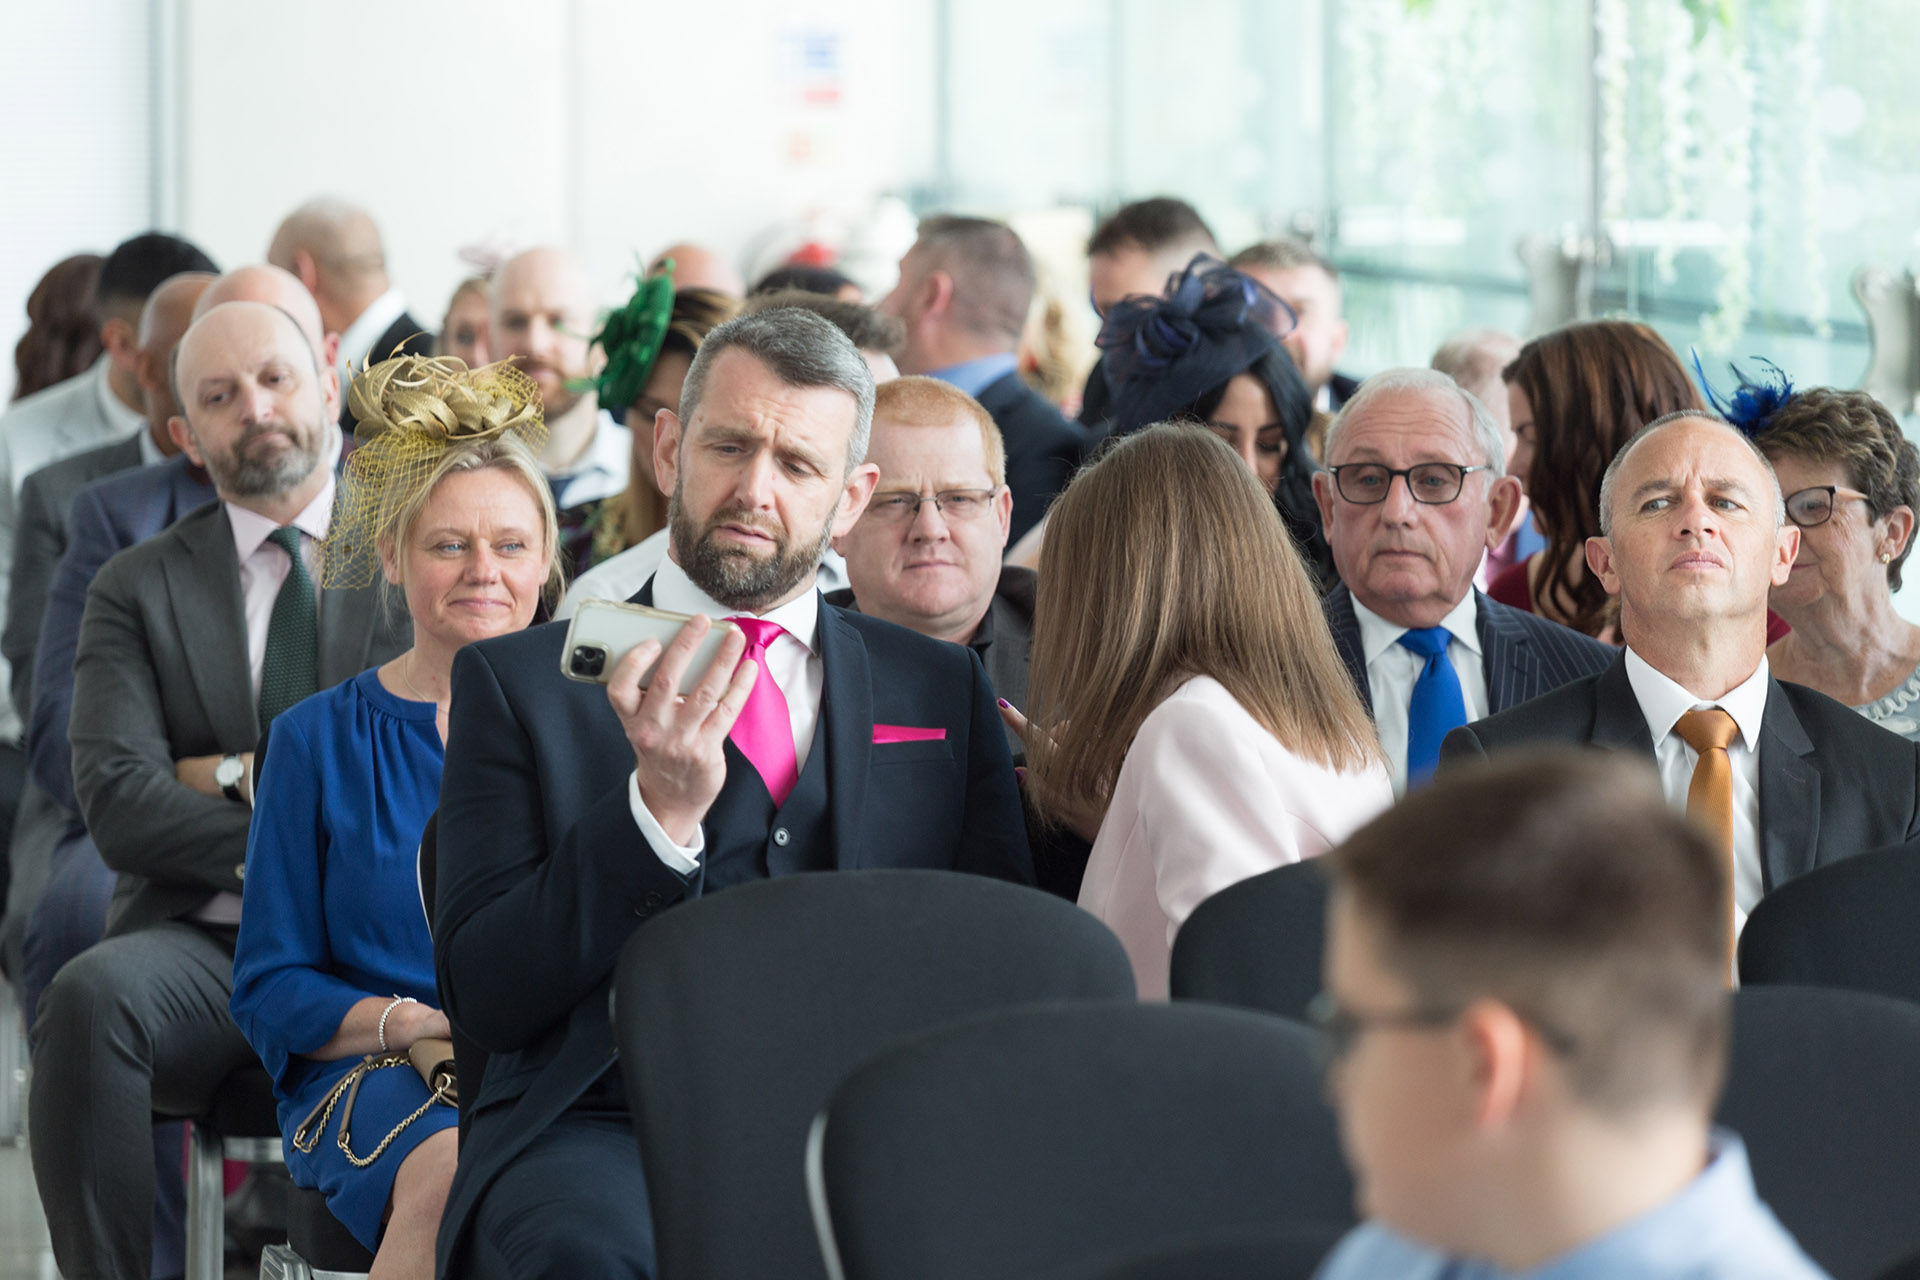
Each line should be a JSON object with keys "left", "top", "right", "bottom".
{"left": 1317, "top": 369, "right": 1615, "bottom": 793}
{"left": 433, "top": 308, "right": 1032, "bottom": 1279}
{"left": 27, "top": 300, "right": 408, "bottom": 1280}
{"left": 1442, "top": 411, "right": 1920, "bottom": 946}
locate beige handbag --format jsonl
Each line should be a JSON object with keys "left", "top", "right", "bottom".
{"left": 292, "top": 1039, "right": 457, "bottom": 1168}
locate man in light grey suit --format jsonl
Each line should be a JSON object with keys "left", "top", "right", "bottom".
{"left": 27, "top": 300, "right": 409, "bottom": 1280}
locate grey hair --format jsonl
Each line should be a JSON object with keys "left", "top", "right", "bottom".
{"left": 1596, "top": 409, "right": 1786, "bottom": 537}
{"left": 1324, "top": 367, "right": 1507, "bottom": 474}
{"left": 677, "top": 306, "right": 877, "bottom": 471}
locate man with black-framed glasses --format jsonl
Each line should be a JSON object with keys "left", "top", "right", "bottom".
{"left": 1315, "top": 369, "right": 1613, "bottom": 792}
{"left": 1312, "top": 752, "right": 1829, "bottom": 1280}
{"left": 831, "top": 376, "right": 1032, "bottom": 756}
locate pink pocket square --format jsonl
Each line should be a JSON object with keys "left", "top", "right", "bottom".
{"left": 872, "top": 724, "right": 946, "bottom": 744}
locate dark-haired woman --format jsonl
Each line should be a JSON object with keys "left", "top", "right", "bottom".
{"left": 1099, "top": 257, "right": 1335, "bottom": 590}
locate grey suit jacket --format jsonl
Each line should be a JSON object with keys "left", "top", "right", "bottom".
{"left": 4, "top": 433, "right": 146, "bottom": 715}
{"left": 71, "top": 500, "right": 410, "bottom": 936}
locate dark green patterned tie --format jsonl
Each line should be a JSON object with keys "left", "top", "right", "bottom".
{"left": 258, "top": 526, "right": 318, "bottom": 731}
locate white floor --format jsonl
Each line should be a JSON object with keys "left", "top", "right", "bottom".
{"left": 0, "top": 1139, "right": 56, "bottom": 1280}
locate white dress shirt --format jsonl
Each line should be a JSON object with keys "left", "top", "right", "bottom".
{"left": 555, "top": 524, "right": 850, "bottom": 619}
{"left": 197, "top": 467, "right": 335, "bottom": 924}
{"left": 335, "top": 288, "right": 411, "bottom": 387}
{"left": 1351, "top": 593, "right": 1489, "bottom": 795}
{"left": 1624, "top": 648, "right": 1768, "bottom": 931}
{"left": 626, "top": 552, "right": 824, "bottom": 874}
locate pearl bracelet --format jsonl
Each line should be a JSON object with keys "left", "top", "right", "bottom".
{"left": 377, "top": 995, "right": 417, "bottom": 1053}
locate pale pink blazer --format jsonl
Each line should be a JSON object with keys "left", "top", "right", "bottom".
{"left": 1077, "top": 675, "right": 1393, "bottom": 1000}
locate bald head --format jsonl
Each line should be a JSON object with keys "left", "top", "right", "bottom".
{"left": 195, "top": 265, "right": 326, "bottom": 355}
{"left": 651, "top": 243, "right": 744, "bottom": 298}
{"left": 268, "top": 198, "right": 390, "bottom": 337}
{"left": 195, "top": 265, "right": 338, "bottom": 420}
{"left": 174, "top": 302, "right": 333, "bottom": 504}
{"left": 492, "top": 246, "right": 599, "bottom": 418}
{"left": 135, "top": 273, "right": 214, "bottom": 432}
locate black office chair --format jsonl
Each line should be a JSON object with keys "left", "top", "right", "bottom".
{"left": 1739, "top": 838, "right": 1920, "bottom": 1004}
{"left": 168, "top": 1065, "right": 283, "bottom": 1280}
{"left": 1716, "top": 985, "right": 1920, "bottom": 1280}
{"left": 1168, "top": 859, "right": 1328, "bottom": 1022}
{"left": 259, "top": 1186, "right": 376, "bottom": 1278}
{"left": 808, "top": 1002, "right": 1355, "bottom": 1280}
{"left": 613, "top": 868, "right": 1137, "bottom": 1280}
{"left": 1041, "top": 1226, "right": 1346, "bottom": 1280}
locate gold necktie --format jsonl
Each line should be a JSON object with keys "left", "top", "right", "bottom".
{"left": 1674, "top": 707, "right": 1739, "bottom": 973}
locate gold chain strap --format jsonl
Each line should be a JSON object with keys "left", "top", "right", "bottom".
{"left": 290, "top": 1052, "right": 454, "bottom": 1169}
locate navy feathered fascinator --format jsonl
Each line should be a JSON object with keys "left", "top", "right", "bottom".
{"left": 1691, "top": 351, "right": 1798, "bottom": 439}
{"left": 1098, "top": 256, "right": 1298, "bottom": 437}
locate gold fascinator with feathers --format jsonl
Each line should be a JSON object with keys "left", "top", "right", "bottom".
{"left": 322, "top": 353, "right": 549, "bottom": 589}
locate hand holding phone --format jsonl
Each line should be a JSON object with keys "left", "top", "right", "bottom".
{"left": 595, "top": 607, "right": 760, "bottom": 846}
{"left": 562, "top": 599, "right": 742, "bottom": 688}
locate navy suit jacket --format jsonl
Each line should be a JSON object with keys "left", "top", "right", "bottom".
{"left": 975, "top": 370, "right": 1092, "bottom": 545}
{"left": 1439, "top": 653, "right": 1920, "bottom": 893}
{"left": 28, "top": 454, "right": 217, "bottom": 811}
{"left": 1322, "top": 583, "right": 1616, "bottom": 718}
{"left": 432, "top": 578, "right": 1033, "bottom": 1274}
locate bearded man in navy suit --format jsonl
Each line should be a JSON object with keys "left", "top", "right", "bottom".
{"left": 433, "top": 306, "right": 1033, "bottom": 1278}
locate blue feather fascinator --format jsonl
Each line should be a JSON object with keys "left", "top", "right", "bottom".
{"left": 1691, "top": 351, "right": 1797, "bottom": 439}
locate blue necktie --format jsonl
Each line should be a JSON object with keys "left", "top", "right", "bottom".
{"left": 1399, "top": 626, "right": 1466, "bottom": 785}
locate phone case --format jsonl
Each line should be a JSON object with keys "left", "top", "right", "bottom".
{"left": 560, "top": 599, "right": 742, "bottom": 689}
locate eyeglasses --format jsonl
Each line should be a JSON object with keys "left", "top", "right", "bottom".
{"left": 1327, "top": 463, "right": 1494, "bottom": 506}
{"left": 866, "top": 488, "right": 1001, "bottom": 523}
{"left": 1783, "top": 484, "right": 1871, "bottom": 528}
{"left": 1305, "top": 991, "right": 1579, "bottom": 1079}
{"left": 1305, "top": 992, "right": 1464, "bottom": 1075}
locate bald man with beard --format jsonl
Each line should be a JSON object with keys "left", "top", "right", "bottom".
{"left": 29, "top": 300, "right": 409, "bottom": 1280}
{"left": 492, "top": 246, "right": 632, "bottom": 509}
{"left": 269, "top": 197, "right": 432, "bottom": 427}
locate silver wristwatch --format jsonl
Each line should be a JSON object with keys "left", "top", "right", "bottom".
{"left": 214, "top": 753, "right": 245, "bottom": 802}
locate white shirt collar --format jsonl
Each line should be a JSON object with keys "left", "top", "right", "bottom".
{"left": 336, "top": 288, "right": 411, "bottom": 373}
{"left": 1351, "top": 591, "right": 1482, "bottom": 666}
{"left": 1624, "top": 646, "right": 1771, "bottom": 753}
{"left": 93, "top": 356, "right": 143, "bottom": 436}
{"left": 222, "top": 441, "right": 342, "bottom": 562}
{"left": 137, "top": 426, "right": 166, "bottom": 467}
{"left": 649, "top": 549, "right": 820, "bottom": 655}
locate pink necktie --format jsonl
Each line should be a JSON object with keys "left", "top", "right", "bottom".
{"left": 727, "top": 617, "right": 799, "bottom": 806}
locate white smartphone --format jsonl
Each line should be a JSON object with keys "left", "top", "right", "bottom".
{"left": 560, "top": 599, "right": 742, "bottom": 689}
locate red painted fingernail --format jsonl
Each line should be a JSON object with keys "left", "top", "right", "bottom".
{"left": 1014, "top": 767, "right": 1026, "bottom": 782}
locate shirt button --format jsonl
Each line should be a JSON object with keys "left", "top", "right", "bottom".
{"left": 772, "top": 828, "right": 791, "bottom": 847}
{"left": 643, "top": 891, "right": 664, "bottom": 908}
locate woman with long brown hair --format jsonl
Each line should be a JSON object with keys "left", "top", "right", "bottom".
{"left": 1017, "top": 423, "right": 1390, "bottom": 998}
{"left": 1493, "top": 319, "right": 1701, "bottom": 640}
{"left": 12, "top": 253, "right": 104, "bottom": 402}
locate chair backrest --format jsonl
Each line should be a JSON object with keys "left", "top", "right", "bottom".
{"left": 614, "top": 868, "right": 1137, "bottom": 1280}
{"left": 1716, "top": 985, "right": 1920, "bottom": 1279}
{"left": 809, "top": 1002, "right": 1355, "bottom": 1280}
{"left": 1041, "top": 1226, "right": 1347, "bottom": 1280}
{"left": 1168, "top": 859, "right": 1328, "bottom": 1021}
{"left": 1739, "top": 839, "right": 1920, "bottom": 1004}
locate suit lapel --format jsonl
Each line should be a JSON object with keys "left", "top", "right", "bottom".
{"left": 1474, "top": 590, "right": 1538, "bottom": 713}
{"left": 1322, "top": 585, "right": 1372, "bottom": 711}
{"left": 816, "top": 606, "right": 871, "bottom": 871}
{"left": 1756, "top": 679, "right": 1819, "bottom": 892}
{"left": 1588, "top": 655, "right": 1657, "bottom": 754}
{"left": 164, "top": 505, "right": 257, "bottom": 743}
